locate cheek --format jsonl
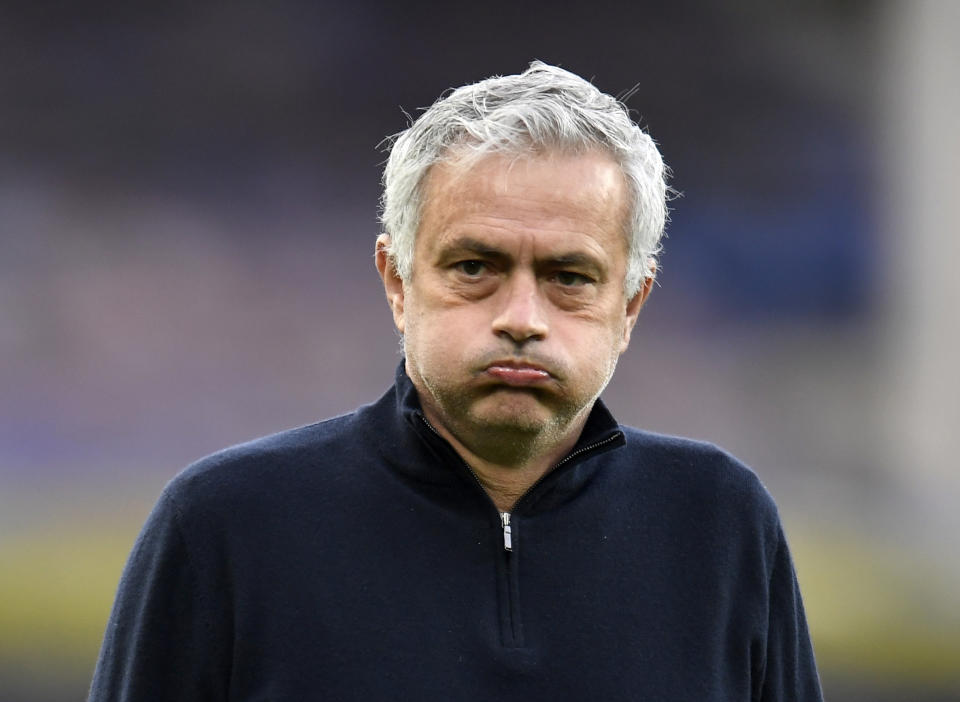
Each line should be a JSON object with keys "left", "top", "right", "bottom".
{"left": 559, "top": 317, "right": 626, "bottom": 376}
{"left": 561, "top": 307, "right": 625, "bottom": 346}
{"left": 405, "top": 304, "right": 475, "bottom": 362}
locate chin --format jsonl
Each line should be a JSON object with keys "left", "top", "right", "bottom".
{"left": 466, "top": 394, "right": 558, "bottom": 432}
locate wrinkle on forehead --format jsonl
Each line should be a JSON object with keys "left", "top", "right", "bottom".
{"left": 419, "top": 149, "right": 630, "bottom": 251}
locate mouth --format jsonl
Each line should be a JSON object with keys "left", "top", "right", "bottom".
{"left": 482, "top": 360, "right": 554, "bottom": 387}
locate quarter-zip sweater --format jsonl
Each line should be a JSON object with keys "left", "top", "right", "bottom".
{"left": 90, "top": 365, "right": 823, "bottom": 701}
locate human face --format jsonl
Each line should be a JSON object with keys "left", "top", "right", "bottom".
{"left": 377, "top": 150, "right": 650, "bottom": 460}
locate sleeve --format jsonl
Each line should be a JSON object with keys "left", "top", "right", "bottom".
{"left": 756, "top": 524, "right": 824, "bottom": 702}
{"left": 88, "top": 489, "right": 231, "bottom": 702}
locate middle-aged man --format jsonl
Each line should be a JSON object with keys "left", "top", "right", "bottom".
{"left": 90, "top": 62, "right": 823, "bottom": 701}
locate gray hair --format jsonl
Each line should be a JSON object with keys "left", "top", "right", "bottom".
{"left": 379, "top": 61, "right": 669, "bottom": 297}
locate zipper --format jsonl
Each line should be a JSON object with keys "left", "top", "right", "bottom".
{"left": 495, "top": 432, "right": 623, "bottom": 552}
{"left": 500, "top": 512, "right": 513, "bottom": 551}
{"left": 418, "top": 415, "right": 517, "bottom": 551}
{"left": 509, "top": 431, "right": 625, "bottom": 519}
{"left": 418, "top": 411, "right": 623, "bottom": 648}
{"left": 417, "top": 412, "right": 624, "bottom": 551}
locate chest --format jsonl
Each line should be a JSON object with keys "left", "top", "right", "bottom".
{"left": 223, "top": 498, "right": 764, "bottom": 701}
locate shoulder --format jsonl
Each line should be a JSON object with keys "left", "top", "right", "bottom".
{"left": 615, "top": 425, "right": 780, "bottom": 528}
{"left": 161, "top": 408, "right": 374, "bottom": 522}
{"left": 181, "top": 410, "right": 358, "bottom": 479}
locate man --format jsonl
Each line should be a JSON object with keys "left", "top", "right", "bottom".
{"left": 90, "top": 62, "right": 822, "bottom": 700}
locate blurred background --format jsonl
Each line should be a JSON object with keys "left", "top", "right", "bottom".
{"left": 1, "top": 1, "right": 958, "bottom": 700}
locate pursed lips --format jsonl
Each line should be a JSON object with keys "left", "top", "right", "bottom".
{"left": 482, "top": 360, "right": 554, "bottom": 386}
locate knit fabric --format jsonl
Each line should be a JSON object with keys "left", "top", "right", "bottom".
{"left": 89, "top": 364, "right": 822, "bottom": 701}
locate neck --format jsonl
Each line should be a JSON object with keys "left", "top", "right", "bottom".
{"left": 421, "top": 408, "right": 586, "bottom": 512}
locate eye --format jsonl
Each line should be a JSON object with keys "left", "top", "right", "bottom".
{"left": 551, "top": 271, "right": 592, "bottom": 287}
{"left": 454, "top": 260, "right": 487, "bottom": 276}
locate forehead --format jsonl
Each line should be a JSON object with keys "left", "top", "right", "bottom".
{"left": 417, "top": 149, "right": 630, "bottom": 254}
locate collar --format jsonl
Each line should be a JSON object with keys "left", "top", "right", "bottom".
{"left": 363, "top": 362, "right": 626, "bottom": 515}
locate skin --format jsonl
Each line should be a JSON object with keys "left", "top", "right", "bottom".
{"left": 376, "top": 149, "right": 653, "bottom": 511}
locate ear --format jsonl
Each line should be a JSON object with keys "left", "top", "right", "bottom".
{"left": 618, "top": 268, "right": 655, "bottom": 353}
{"left": 375, "top": 234, "right": 406, "bottom": 333}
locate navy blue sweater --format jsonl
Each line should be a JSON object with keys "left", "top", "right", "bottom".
{"left": 90, "top": 365, "right": 822, "bottom": 701}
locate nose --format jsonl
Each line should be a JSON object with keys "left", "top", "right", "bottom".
{"left": 491, "top": 272, "right": 548, "bottom": 344}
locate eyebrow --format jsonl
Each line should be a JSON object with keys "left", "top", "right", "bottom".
{"left": 440, "top": 236, "right": 606, "bottom": 278}
{"left": 442, "top": 237, "right": 507, "bottom": 260}
{"left": 545, "top": 253, "right": 601, "bottom": 269}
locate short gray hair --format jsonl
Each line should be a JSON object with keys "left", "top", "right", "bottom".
{"left": 379, "top": 61, "right": 669, "bottom": 297}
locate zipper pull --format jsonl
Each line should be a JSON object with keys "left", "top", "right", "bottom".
{"left": 500, "top": 512, "right": 513, "bottom": 552}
